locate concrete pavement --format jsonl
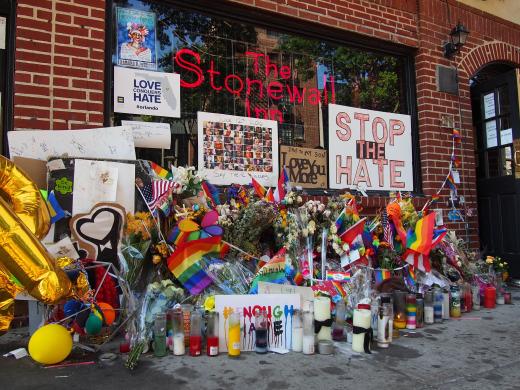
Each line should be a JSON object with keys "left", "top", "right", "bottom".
{"left": 1, "top": 291, "right": 520, "bottom": 390}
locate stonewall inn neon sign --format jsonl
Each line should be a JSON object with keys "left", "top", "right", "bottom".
{"left": 174, "top": 49, "right": 336, "bottom": 123}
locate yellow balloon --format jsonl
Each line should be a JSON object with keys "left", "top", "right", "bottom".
{"left": 28, "top": 324, "right": 73, "bottom": 364}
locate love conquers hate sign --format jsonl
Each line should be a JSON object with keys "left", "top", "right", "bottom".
{"left": 328, "top": 104, "right": 414, "bottom": 192}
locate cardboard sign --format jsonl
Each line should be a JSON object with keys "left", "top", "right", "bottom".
{"left": 328, "top": 104, "right": 413, "bottom": 191}
{"left": 214, "top": 294, "right": 300, "bottom": 352}
{"left": 280, "top": 146, "right": 326, "bottom": 188}
{"left": 114, "top": 66, "right": 181, "bottom": 118}
{"left": 121, "top": 120, "right": 171, "bottom": 149}
{"left": 257, "top": 282, "right": 314, "bottom": 308}
{"left": 197, "top": 112, "right": 279, "bottom": 187}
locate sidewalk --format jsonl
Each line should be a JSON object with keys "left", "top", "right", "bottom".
{"left": 1, "top": 292, "right": 519, "bottom": 390}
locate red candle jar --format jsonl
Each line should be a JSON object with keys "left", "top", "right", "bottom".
{"left": 206, "top": 336, "right": 219, "bottom": 356}
{"left": 119, "top": 341, "right": 130, "bottom": 353}
{"left": 484, "top": 286, "right": 496, "bottom": 309}
{"left": 503, "top": 292, "right": 512, "bottom": 304}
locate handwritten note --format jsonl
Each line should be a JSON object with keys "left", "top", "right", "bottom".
{"left": 8, "top": 126, "right": 136, "bottom": 161}
{"left": 121, "top": 120, "right": 171, "bottom": 149}
{"left": 257, "top": 282, "right": 314, "bottom": 308}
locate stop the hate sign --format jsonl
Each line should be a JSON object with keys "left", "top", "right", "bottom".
{"left": 328, "top": 104, "right": 414, "bottom": 192}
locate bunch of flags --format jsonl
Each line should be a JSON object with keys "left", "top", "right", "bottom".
{"left": 250, "top": 167, "right": 290, "bottom": 204}
{"left": 141, "top": 179, "right": 174, "bottom": 214}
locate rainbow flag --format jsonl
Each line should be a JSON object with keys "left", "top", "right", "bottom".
{"left": 340, "top": 217, "right": 366, "bottom": 245}
{"left": 452, "top": 155, "right": 461, "bottom": 168}
{"left": 265, "top": 187, "right": 275, "bottom": 203}
{"left": 293, "top": 272, "right": 304, "bottom": 286}
{"left": 452, "top": 129, "right": 462, "bottom": 143}
{"left": 249, "top": 248, "right": 288, "bottom": 293}
{"left": 407, "top": 213, "right": 435, "bottom": 255}
{"left": 325, "top": 271, "right": 351, "bottom": 283}
{"left": 374, "top": 269, "right": 392, "bottom": 285}
{"left": 251, "top": 177, "right": 266, "bottom": 198}
{"left": 347, "top": 198, "right": 360, "bottom": 221}
{"left": 167, "top": 236, "right": 221, "bottom": 295}
{"left": 335, "top": 208, "right": 347, "bottom": 234}
{"left": 404, "top": 264, "right": 417, "bottom": 290}
{"left": 432, "top": 227, "right": 447, "bottom": 247}
{"left": 41, "top": 190, "right": 68, "bottom": 224}
{"left": 150, "top": 161, "right": 172, "bottom": 180}
{"left": 446, "top": 171, "right": 458, "bottom": 193}
{"left": 274, "top": 167, "right": 289, "bottom": 203}
{"left": 431, "top": 194, "right": 440, "bottom": 203}
{"left": 201, "top": 180, "right": 220, "bottom": 208}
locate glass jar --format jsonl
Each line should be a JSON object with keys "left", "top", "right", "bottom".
{"left": 206, "top": 312, "right": 219, "bottom": 356}
{"left": 433, "top": 287, "right": 443, "bottom": 323}
{"left": 153, "top": 313, "right": 167, "bottom": 357}
{"left": 450, "top": 286, "right": 461, "bottom": 317}
{"left": 171, "top": 308, "right": 185, "bottom": 355}
{"left": 332, "top": 301, "right": 346, "bottom": 341}
{"left": 228, "top": 310, "right": 241, "bottom": 357}
{"left": 484, "top": 286, "right": 496, "bottom": 308}
{"left": 377, "top": 301, "right": 393, "bottom": 348}
{"left": 181, "top": 304, "right": 193, "bottom": 347}
{"left": 189, "top": 310, "right": 202, "bottom": 356}
{"left": 405, "top": 293, "right": 417, "bottom": 330}
{"left": 302, "top": 310, "right": 315, "bottom": 355}
{"left": 291, "top": 309, "right": 303, "bottom": 352}
{"left": 415, "top": 294, "right": 424, "bottom": 329}
{"left": 255, "top": 309, "right": 268, "bottom": 354}
{"left": 471, "top": 284, "right": 481, "bottom": 310}
{"left": 393, "top": 291, "right": 407, "bottom": 329}
{"left": 424, "top": 290, "right": 434, "bottom": 324}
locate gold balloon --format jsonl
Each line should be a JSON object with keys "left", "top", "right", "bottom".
{"left": 0, "top": 155, "right": 73, "bottom": 331}
{"left": 0, "top": 269, "right": 21, "bottom": 332}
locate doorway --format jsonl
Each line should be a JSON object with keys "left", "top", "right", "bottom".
{"left": 471, "top": 63, "right": 520, "bottom": 278}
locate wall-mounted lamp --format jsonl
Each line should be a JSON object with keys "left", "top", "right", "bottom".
{"left": 443, "top": 22, "right": 469, "bottom": 58}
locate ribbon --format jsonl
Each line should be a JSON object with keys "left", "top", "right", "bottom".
{"left": 352, "top": 326, "right": 373, "bottom": 353}
{"left": 314, "top": 318, "right": 333, "bottom": 334}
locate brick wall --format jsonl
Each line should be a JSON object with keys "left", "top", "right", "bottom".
{"left": 14, "top": 0, "right": 105, "bottom": 130}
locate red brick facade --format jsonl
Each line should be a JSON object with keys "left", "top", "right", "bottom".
{"left": 10, "top": 0, "right": 520, "bottom": 247}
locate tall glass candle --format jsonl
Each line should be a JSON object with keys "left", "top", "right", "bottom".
{"left": 464, "top": 283, "right": 473, "bottom": 312}
{"left": 181, "top": 304, "right": 193, "bottom": 348}
{"left": 302, "top": 310, "right": 315, "bottom": 355}
{"left": 314, "top": 296, "right": 332, "bottom": 341}
{"left": 504, "top": 291, "right": 512, "bottom": 304}
{"left": 206, "top": 312, "right": 219, "bottom": 356}
{"left": 450, "top": 286, "right": 461, "bottom": 317}
{"left": 484, "top": 286, "right": 496, "bottom": 309}
{"left": 228, "top": 311, "right": 241, "bottom": 357}
{"left": 442, "top": 289, "right": 450, "bottom": 320}
{"left": 416, "top": 295, "right": 424, "bottom": 328}
{"left": 406, "top": 294, "right": 416, "bottom": 329}
{"left": 370, "top": 299, "right": 379, "bottom": 333}
{"left": 377, "top": 300, "right": 393, "bottom": 348}
{"left": 255, "top": 309, "right": 268, "bottom": 354}
{"left": 393, "top": 291, "right": 407, "bottom": 329}
{"left": 332, "top": 301, "right": 346, "bottom": 341}
{"left": 352, "top": 308, "right": 372, "bottom": 353}
{"left": 424, "top": 291, "right": 434, "bottom": 324}
{"left": 172, "top": 308, "right": 185, "bottom": 355}
{"left": 292, "top": 309, "right": 303, "bottom": 352}
{"left": 471, "top": 284, "right": 481, "bottom": 310}
{"left": 433, "top": 288, "right": 443, "bottom": 323}
{"left": 189, "top": 310, "right": 202, "bottom": 356}
{"left": 153, "top": 313, "right": 167, "bottom": 357}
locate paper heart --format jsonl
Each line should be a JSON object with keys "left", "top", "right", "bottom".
{"left": 77, "top": 210, "right": 115, "bottom": 243}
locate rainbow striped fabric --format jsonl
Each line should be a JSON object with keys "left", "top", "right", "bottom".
{"left": 150, "top": 161, "right": 172, "bottom": 180}
{"left": 452, "top": 129, "right": 462, "bottom": 143}
{"left": 251, "top": 177, "right": 267, "bottom": 198}
{"left": 374, "top": 268, "right": 392, "bottom": 285}
{"left": 406, "top": 213, "right": 435, "bottom": 255}
{"left": 325, "top": 271, "right": 351, "bottom": 283}
{"left": 249, "top": 248, "right": 287, "bottom": 293}
{"left": 446, "top": 171, "right": 458, "bottom": 194}
{"left": 167, "top": 236, "right": 221, "bottom": 295}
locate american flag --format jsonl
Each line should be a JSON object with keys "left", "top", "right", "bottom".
{"left": 381, "top": 210, "right": 394, "bottom": 249}
{"left": 141, "top": 179, "right": 174, "bottom": 212}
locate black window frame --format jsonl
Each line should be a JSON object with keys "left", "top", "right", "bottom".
{"left": 104, "top": 0, "right": 422, "bottom": 196}
{"left": 1, "top": 0, "right": 15, "bottom": 156}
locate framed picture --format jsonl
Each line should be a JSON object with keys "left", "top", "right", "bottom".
{"left": 197, "top": 112, "right": 279, "bottom": 187}
{"left": 116, "top": 7, "right": 157, "bottom": 70}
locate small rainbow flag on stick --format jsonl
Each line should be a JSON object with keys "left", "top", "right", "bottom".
{"left": 374, "top": 269, "right": 392, "bottom": 285}
{"left": 150, "top": 161, "right": 172, "bottom": 180}
{"left": 251, "top": 177, "right": 267, "bottom": 198}
{"left": 167, "top": 236, "right": 221, "bottom": 294}
{"left": 446, "top": 171, "right": 458, "bottom": 194}
{"left": 325, "top": 271, "right": 351, "bottom": 283}
{"left": 406, "top": 213, "right": 435, "bottom": 255}
{"left": 452, "top": 129, "right": 462, "bottom": 143}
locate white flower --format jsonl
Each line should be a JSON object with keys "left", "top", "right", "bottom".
{"left": 308, "top": 220, "right": 316, "bottom": 234}
{"left": 302, "top": 228, "right": 309, "bottom": 237}
{"left": 297, "top": 196, "right": 303, "bottom": 203}
{"left": 457, "top": 261, "right": 462, "bottom": 267}
{"left": 287, "top": 198, "right": 293, "bottom": 205}
{"left": 330, "top": 225, "right": 337, "bottom": 234}
{"left": 324, "top": 210, "right": 331, "bottom": 218}
{"left": 318, "top": 203, "right": 325, "bottom": 212}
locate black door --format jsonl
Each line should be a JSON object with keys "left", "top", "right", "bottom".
{"left": 472, "top": 68, "right": 520, "bottom": 278}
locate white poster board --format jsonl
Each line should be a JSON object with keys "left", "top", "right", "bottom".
{"left": 197, "top": 112, "right": 279, "bottom": 187}
{"left": 8, "top": 126, "right": 136, "bottom": 161}
{"left": 121, "top": 120, "right": 171, "bottom": 149}
{"left": 328, "top": 104, "right": 413, "bottom": 191}
{"left": 483, "top": 93, "right": 496, "bottom": 119}
{"left": 485, "top": 120, "right": 498, "bottom": 148}
{"left": 114, "top": 66, "right": 180, "bottom": 118}
{"left": 214, "top": 294, "right": 300, "bottom": 352}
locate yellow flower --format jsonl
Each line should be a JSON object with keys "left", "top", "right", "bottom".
{"left": 204, "top": 296, "right": 215, "bottom": 311}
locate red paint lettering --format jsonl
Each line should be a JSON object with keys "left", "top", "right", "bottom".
{"left": 336, "top": 155, "right": 352, "bottom": 185}
{"left": 389, "top": 119, "right": 405, "bottom": 145}
{"left": 390, "top": 160, "right": 405, "bottom": 188}
{"left": 336, "top": 113, "right": 351, "bottom": 141}
{"left": 372, "top": 117, "right": 388, "bottom": 144}
{"left": 174, "top": 48, "right": 204, "bottom": 88}
{"left": 354, "top": 113, "right": 369, "bottom": 140}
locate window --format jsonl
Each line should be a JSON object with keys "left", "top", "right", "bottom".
{"left": 110, "top": 0, "right": 413, "bottom": 188}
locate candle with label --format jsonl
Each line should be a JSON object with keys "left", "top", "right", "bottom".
{"left": 206, "top": 312, "right": 219, "bottom": 356}
{"left": 416, "top": 295, "right": 424, "bottom": 328}
{"left": 406, "top": 294, "right": 417, "bottom": 329}
{"left": 189, "top": 310, "right": 202, "bottom": 356}
{"left": 377, "top": 296, "right": 393, "bottom": 348}
{"left": 292, "top": 309, "right": 303, "bottom": 352}
{"left": 302, "top": 310, "right": 315, "bottom": 355}
{"left": 393, "top": 291, "right": 407, "bottom": 329}
{"left": 442, "top": 290, "right": 450, "bottom": 320}
{"left": 424, "top": 291, "right": 434, "bottom": 324}
{"left": 352, "top": 308, "right": 372, "bottom": 353}
{"left": 450, "top": 286, "right": 461, "bottom": 317}
{"left": 228, "top": 311, "right": 241, "bottom": 357}
{"left": 433, "top": 288, "right": 443, "bottom": 322}
{"left": 472, "top": 284, "right": 481, "bottom": 310}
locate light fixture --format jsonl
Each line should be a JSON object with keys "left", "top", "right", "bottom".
{"left": 443, "top": 22, "right": 469, "bottom": 58}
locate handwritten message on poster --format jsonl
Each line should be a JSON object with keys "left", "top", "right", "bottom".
{"left": 198, "top": 112, "right": 279, "bottom": 187}
{"left": 328, "top": 104, "right": 413, "bottom": 191}
{"left": 280, "top": 146, "right": 326, "bottom": 188}
{"left": 215, "top": 294, "right": 300, "bottom": 352}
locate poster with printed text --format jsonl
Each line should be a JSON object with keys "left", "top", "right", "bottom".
{"left": 328, "top": 104, "right": 414, "bottom": 192}
{"left": 116, "top": 7, "right": 157, "bottom": 70}
{"left": 197, "top": 112, "right": 279, "bottom": 187}
{"left": 214, "top": 294, "right": 300, "bottom": 352}
{"left": 114, "top": 66, "right": 180, "bottom": 118}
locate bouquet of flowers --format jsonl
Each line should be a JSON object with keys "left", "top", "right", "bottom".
{"left": 126, "top": 279, "right": 185, "bottom": 369}
{"left": 171, "top": 166, "right": 205, "bottom": 197}
{"left": 201, "top": 258, "right": 254, "bottom": 295}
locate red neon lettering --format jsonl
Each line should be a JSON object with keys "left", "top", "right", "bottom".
{"left": 280, "top": 65, "right": 291, "bottom": 79}
{"left": 174, "top": 48, "right": 204, "bottom": 88}
{"left": 267, "top": 81, "right": 283, "bottom": 100}
{"left": 245, "top": 51, "right": 264, "bottom": 74}
{"left": 246, "top": 79, "right": 264, "bottom": 98}
{"left": 224, "top": 74, "right": 244, "bottom": 95}
{"left": 287, "top": 84, "right": 305, "bottom": 104}
{"left": 208, "top": 60, "right": 222, "bottom": 91}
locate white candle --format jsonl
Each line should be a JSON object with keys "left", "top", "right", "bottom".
{"left": 314, "top": 297, "right": 331, "bottom": 341}
{"left": 302, "top": 335, "right": 315, "bottom": 354}
{"left": 292, "top": 327, "right": 303, "bottom": 352}
{"left": 377, "top": 316, "right": 392, "bottom": 348}
{"left": 442, "top": 292, "right": 450, "bottom": 320}
{"left": 424, "top": 306, "right": 434, "bottom": 324}
{"left": 173, "top": 334, "right": 185, "bottom": 355}
{"left": 352, "top": 309, "right": 371, "bottom": 353}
